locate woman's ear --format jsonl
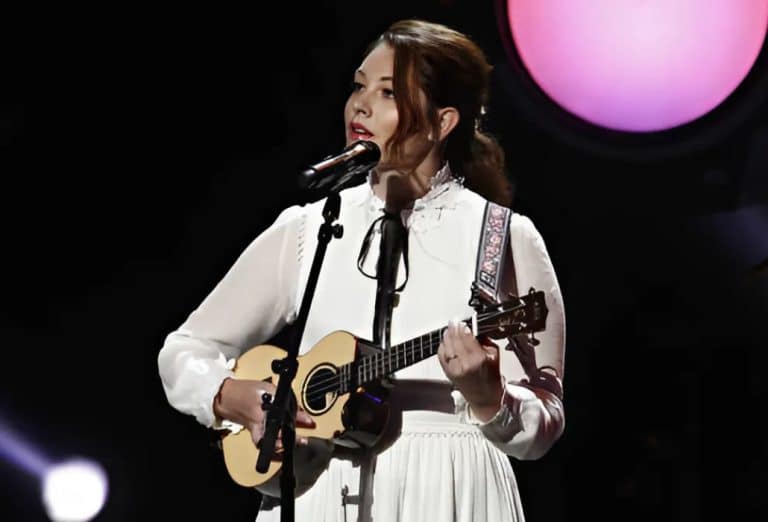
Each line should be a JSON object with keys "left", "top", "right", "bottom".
{"left": 437, "top": 107, "right": 460, "bottom": 141}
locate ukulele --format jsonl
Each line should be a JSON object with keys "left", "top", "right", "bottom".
{"left": 220, "top": 286, "right": 548, "bottom": 496}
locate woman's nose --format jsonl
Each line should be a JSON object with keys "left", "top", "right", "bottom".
{"left": 353, "top": 94, "right": 371, "bottom": 116}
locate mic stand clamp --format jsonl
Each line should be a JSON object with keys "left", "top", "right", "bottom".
{"left": 255, "top": 189, "right": 344, "bottom": 522}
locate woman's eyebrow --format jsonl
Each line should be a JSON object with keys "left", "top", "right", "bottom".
{"left": 355, "top": 69, "right": 393, "bottom": 82}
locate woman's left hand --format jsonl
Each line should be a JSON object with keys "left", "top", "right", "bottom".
{"left": 438, "top": 320, "right": 505, "bottom": 422}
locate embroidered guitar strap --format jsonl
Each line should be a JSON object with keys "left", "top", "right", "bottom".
{"left": 475, "top": 200, "right": 516, "bottom": 303}
{"left": 475, "top": 201, "right": 564, "bottom": 400}
{"left": 475, "top": 201, "right": 537, "bottom": 378}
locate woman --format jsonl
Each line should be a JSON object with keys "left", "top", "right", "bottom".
{"left": 158, "top": 19, "right": 565, "bottom": 521}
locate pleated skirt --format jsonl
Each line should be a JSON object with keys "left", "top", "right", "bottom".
{"left": 255, "top": 410, "right": 524, "bottom": 522}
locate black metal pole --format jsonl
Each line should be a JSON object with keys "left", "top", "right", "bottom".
{"left": 256, "top": 191, "right": 343, "bottom": 522}
{"left": 372, "top": 213, "right": 405, "bottom": 349}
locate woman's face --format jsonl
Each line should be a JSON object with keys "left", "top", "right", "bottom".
{"left": 344, "top": 44, "right": 435, "bottom": 174}
{"left": 344, "top": 43, "right": 399, "bottom": 155}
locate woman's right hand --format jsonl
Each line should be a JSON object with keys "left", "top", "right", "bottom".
{"left": 213, "top": 377, "right": 316, "bottom": 450}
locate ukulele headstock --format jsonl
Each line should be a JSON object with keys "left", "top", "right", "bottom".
{"left": 469, "top": 284, "right": 548, "bottom": 340}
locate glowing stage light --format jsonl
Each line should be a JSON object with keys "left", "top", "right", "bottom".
{"left": 0, "top": 420, "right": 108, "bottom": 521}
{"left": 505, "top": 0, "right": 768, "bottom": 132}
{"left": 42, "top": 459, "right": 108, "bottom": 522}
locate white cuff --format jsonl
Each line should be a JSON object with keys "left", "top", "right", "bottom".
{"left": 212, "top": 418, "right": 245, "bottom": 434}
{"left": 189, "top": 353, "right": 237, "bottom": 428}
{"left": 208, "top": 356, "right": 245, "bottom": 434}
{"left": 455, "top": 384, "right": 530, "bottom": 444}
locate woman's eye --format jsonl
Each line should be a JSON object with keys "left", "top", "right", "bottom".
{"left": 382, "top": 88, "right": 395, "bottom": 99}
{"left": 351, "top": 81, "right": 364, "bottom": 92}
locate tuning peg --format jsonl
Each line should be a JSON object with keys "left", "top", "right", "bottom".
{"left": 261, "top": 392, "right": 273, "bottom": 411}
{"left": 529, "top": 333, "right": 540, "bottom": 346}
{"left": 468, "top": 283, "right": 481, "bottom": 307}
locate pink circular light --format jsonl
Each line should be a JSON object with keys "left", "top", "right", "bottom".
{"left": 507, "top": 0, "right": 768, "bottom": 132}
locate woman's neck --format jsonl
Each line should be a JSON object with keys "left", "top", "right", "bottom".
{"left": 371, "top": 157, "right": 443, "bottom": 212}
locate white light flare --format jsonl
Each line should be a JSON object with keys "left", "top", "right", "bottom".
{"left": 42, "top": 458, "right": 109, "bottom": 522}
{"left": 1, "top": 420, "right": 108, "bottom": 521}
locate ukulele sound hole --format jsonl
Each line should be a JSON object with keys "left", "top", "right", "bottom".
{"left": 304, "top": 366, "right": 338, "bottom": 414}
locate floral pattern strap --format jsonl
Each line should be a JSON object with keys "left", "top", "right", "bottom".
{"left": 475, "top": 201, "right": 514, "bottom": 303}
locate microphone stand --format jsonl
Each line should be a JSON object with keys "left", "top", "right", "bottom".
{"left": 256, "top": 188, "right": 345, "bottom": 522}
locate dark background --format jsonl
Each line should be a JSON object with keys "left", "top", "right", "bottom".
{"left": 1, "top": 1, "right": 767, "bottom": 521}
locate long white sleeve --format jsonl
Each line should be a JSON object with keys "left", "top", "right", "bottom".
{"left": 157, "top": 205, "right": 306, "bottom": 427}
{"left": 459, "top": 213, "right": 567, "bottom": 460}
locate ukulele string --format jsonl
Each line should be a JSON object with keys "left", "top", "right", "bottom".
{"left": 303, "top": 321, "right": 508, "bottom": 397}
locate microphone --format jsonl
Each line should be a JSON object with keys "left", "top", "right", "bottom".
{"left": 299, "top": 140, "right": 381, "bottom": 191}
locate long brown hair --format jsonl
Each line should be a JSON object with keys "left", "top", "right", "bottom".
{"left": 368, "top": 19, "right": 512, "bottom": 206}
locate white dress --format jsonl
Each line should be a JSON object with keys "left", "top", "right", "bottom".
{"left": 158, "top": 167, "right": 566, "bottom": 522}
